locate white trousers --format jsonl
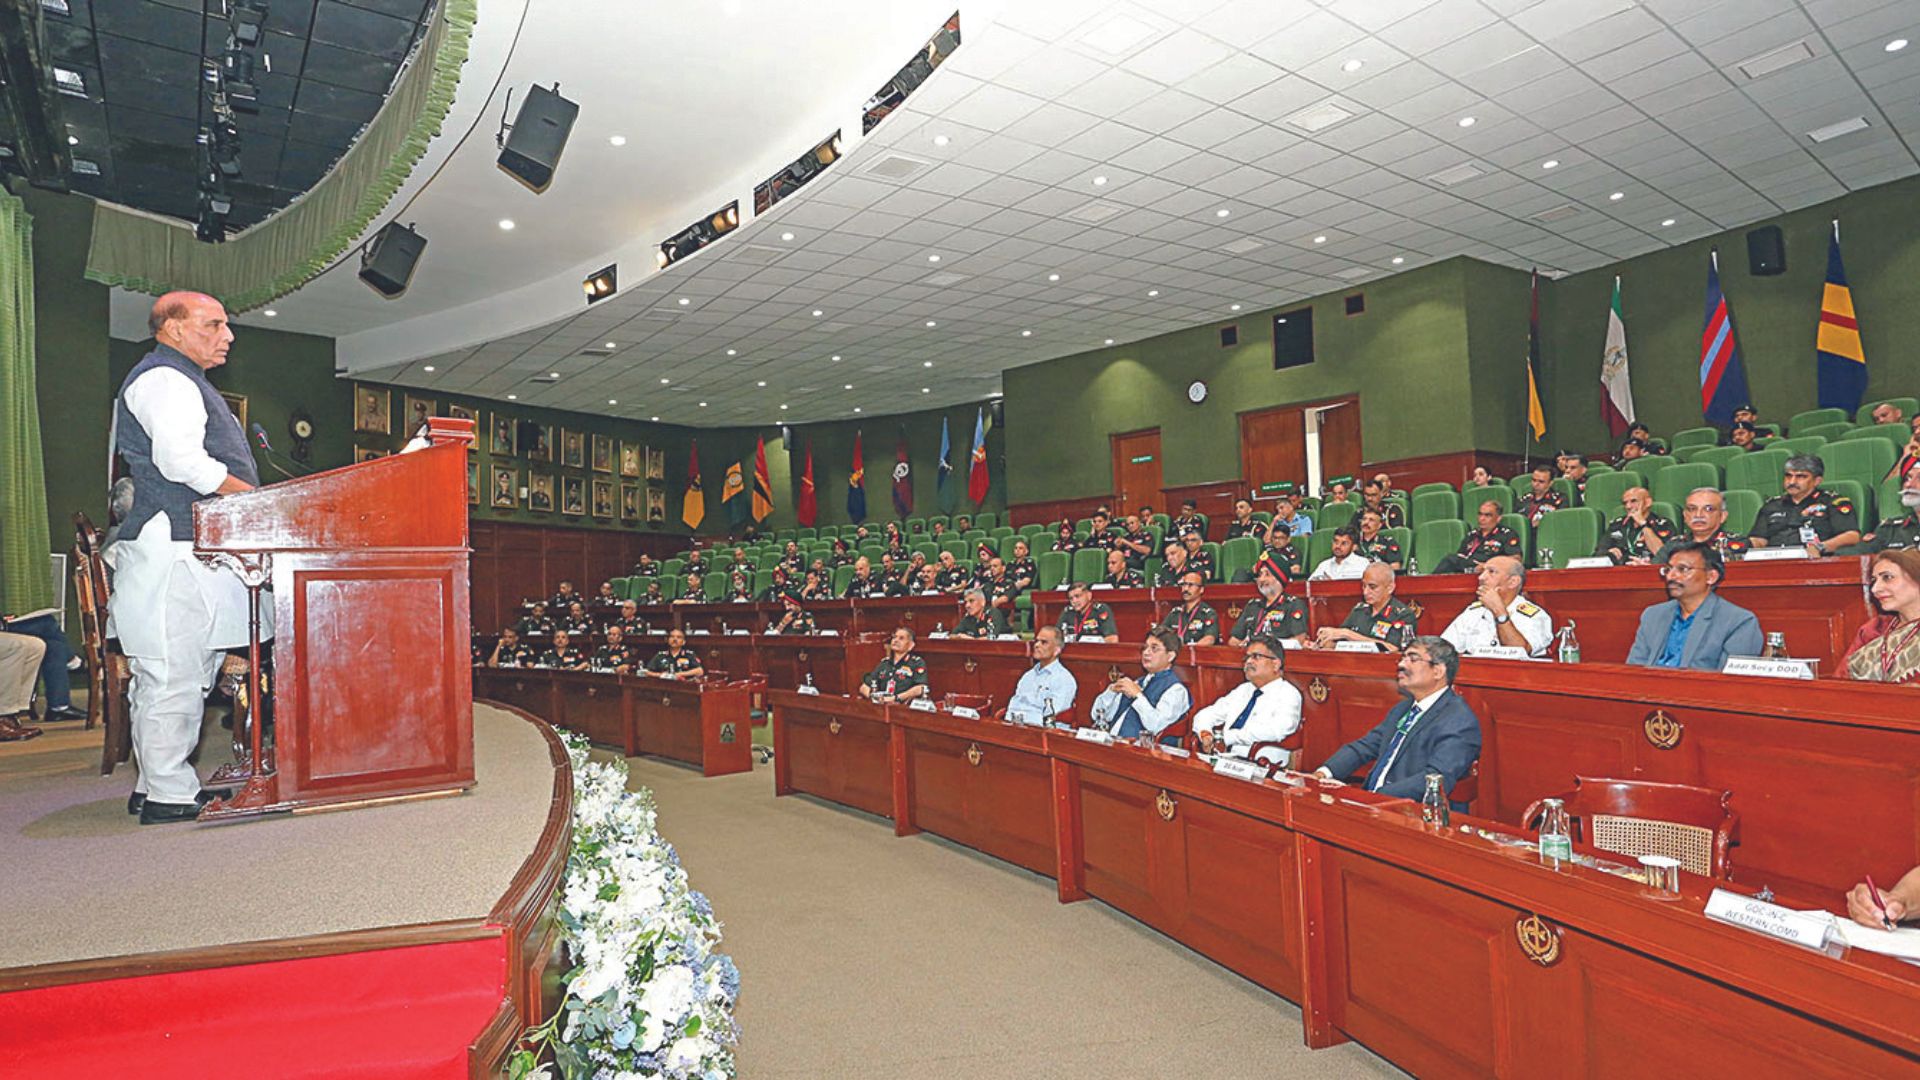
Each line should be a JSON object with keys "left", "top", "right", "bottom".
{"left": 0, "top": 633, "right": 46, "bottom": 713}
{"left": 126, "top": 564, "right": 223, "bottom": 803}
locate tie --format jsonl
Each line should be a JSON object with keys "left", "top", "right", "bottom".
{"left": 1367, "top": 703, "right": 1423, "bottom": 792}
{"left": 1227, "top": 687, "right": 1263, "bottom": 732}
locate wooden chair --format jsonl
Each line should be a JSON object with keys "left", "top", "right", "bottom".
{"left": 1337, "top": 757, "right": 1480, "bottom": 810}
{"left": 1243, "top": 729, "right": 1304, "bottom": 770}
{"left": 942, "top": 692, "right": 992, "bottom": 713}
{"left": 1521, "top": 777, "right": 1738, "bottom": 880}
{"left": 71, "top": 512, "right": 132, "bottom": 775}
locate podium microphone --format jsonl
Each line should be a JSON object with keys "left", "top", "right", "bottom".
{"left": 250, "top": 423, "right": 309, "bottom": 479}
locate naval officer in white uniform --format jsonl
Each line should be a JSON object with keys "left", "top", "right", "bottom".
{"left": 1440, "top": 556, "right": 1553, "bottom": 657}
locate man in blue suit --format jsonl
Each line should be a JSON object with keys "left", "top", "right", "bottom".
{"left": 1625, "top": 541, "right": 1762, "bottom": 671}
{"left": 1313, "top": 636, "right": 1481, "bottom": 810}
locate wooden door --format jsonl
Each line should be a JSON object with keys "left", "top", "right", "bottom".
{"left": 1110, "top": 429, "right": 1163, "bottom": 512}
{"left": 1317, "top": 398, "right": 1363, "bottom": 482}
{"left": 1239, "top": 406, "right": 1308, "bottom": 493}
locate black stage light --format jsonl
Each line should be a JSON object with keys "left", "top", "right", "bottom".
{"left": 195, "top": 192, "right": 229, "bottom": 243}
{"left": 583, "top": 264, "right": 617, "bottom": 303}
{"left": 230, "top": 2, "right": 267, "bottom": 48}
{"left": 222, "top": 50, "right": 259, "bottom": 112}
{"left": 359, "top": 222, "right": 427, "bottom": 297}
{"left": 497, "top": 83, "right": 579, "bottom": 191}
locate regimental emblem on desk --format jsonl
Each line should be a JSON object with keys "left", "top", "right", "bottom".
{"left": 1308, "top": 677, "right": 1329, "bottom": 704}
{"left": 659, "top": 694, "right": 674, "bottom": 707}
{"left": 1155, "top": 788, "right": 1177, "bottom": 822}
{"left": 719, "top": 722, "right": 736, "bottom": 744}
{"left": 1228, "top": 603, "right": 1244, "bottom": 619}
{"left": 966, "top": 742, "right": 983, "bottom": 767}
{"left": 796, "top": 650, "right": 810, "bottom": 664}
{"left": 1643, "top": 708, "right": 1684, "bottom": 750}
{"left": 1407, "top": 601, "right": 1425, "bottom": 619}
{"left": 828, "top": 718, "right": 842, "bottom": 735}
{"left": 1514, "top": 913, "right": 1562, "bottom": 966}
{"left": 964, "top": 657, "right": 979, "bottom": 673}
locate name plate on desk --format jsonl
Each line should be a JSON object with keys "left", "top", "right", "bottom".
{"left": 1212, "top": 756, "right": 1269, "bottom": 782}
{"left": 995, "top": 634, "right": 1022, "bottom": 641}
{"left": 1564, "top": 556, "right": 1614, "bottom": 569}
{"left": 1740, "top": 546, "right": 1810, "bottom": 562}
{"left": 730, "top": 629, "right": 750, "bottom": 636}
{"left": 1077, "top": 635, "right": 1107, "bottom": 644}
{"left": 819, "top": 629, "right": 839, "bottom": 636}
{"left": 1721, "top": 656, "right": 1815, "bottom": 680}
{"left": 1074, "top": 727, "right": 1116, "bottom": 745}
{"left": 1090, "top": 583, "right": 1113, "bottom": 590}
{"left": 927, "top": 632, "right": 950, "bottom": 640}
{"left": 1005, "top": 709, "right": 1037, "bottom": 727}
{"left": 690, "top": 629, "right": 711, "bottom": 634}
{"left": 908, "top": 697, "right": 937, "bottom": 712}
{"left": 1463, "top": 645, "right": 1531, "bottom": 660}
{"left": 1704, "top": 888, "right": 1838, "bottom": 951}
{"left": 795, "top": 684, "right": 821, "bottom": 696}
{"left": 1334, "top": 640, "right": 1385, "bottom": 653}
{"left": 950, "top": 705, "right": 981, "bottom": 720}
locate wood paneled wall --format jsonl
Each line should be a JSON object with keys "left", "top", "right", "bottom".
{"left": 469, "top": 521, "right": 690, "bottom": 631}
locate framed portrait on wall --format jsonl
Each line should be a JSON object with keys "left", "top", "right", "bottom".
{"left": 620, "top": 483, "right": 640, "bottom": 521}
{"left": 489, "top": 413, "right": 516, "bottom": 455}
{"left": 591, "top": 433, "right": 614, "bottom": 474}
{"left": 529, "top": 473, "right": 555, "bottom": 513}
{"left": 592, "top": 478, "right": 615, "bottom": 518}
{"left": 467, "top": 458, "right": 479, "bottom": 504}
{"left": 561, "top": 429, "right": 585, "bottom": 469}
{"left": 620, "top": 441, "right": 641, "bottom": 478}
{"left": 490, "top": 464, "right": 518, "bottom": 508}
{"left": 448, "top": 403, "right": 478, "bottom": 451}
{"left": 645, "top": 447, "right": 665, "bottom": 481}
{"left": 218, "top": 391, "right": 248, "bottom": 431}
{"left": 525, "top": 423, "right": 554, "bottom": 462}
{"left": 353, "top": 446, "right": 387, "bottom": 464}
{"left": 646, "top": 487, "right": 666, "bottom": 523}
{"left": 562, "top": 475, "right": 586, "bottom": 516}
{"left": 354, "top": 385, "right": 391, "bottom": 435}
{"left": 403, "top": 394, "right": 435, "bottom": 437}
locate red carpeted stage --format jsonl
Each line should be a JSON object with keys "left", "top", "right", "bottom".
{"left": 0, "top": 704, "right": 569, "bottom": 1079}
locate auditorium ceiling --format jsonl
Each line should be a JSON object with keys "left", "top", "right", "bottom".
{"left": 132, "top": 0, "right": 1920, "bottom": 427}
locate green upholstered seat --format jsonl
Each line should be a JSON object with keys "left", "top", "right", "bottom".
{"left": 1821, "top": 439, "right": 1896, "bottom": 521}
{"left": 1838, "top": 423, "right": 1911, "bottom": 447}
{"left": 1218, "top": 536, "right": 1259, "bottom": 582}
{"left": 1069, "top": 548, "right": 1106, "bottom": 584}
{"left": 1413, "top": 520, "right": 1465, "bottom": 575}
{"left": 1036, "top": 551, "right": 1069, "bottom": 591}
{"left": 703, "top": 574, "right": 728, "bottom": 601}
{"left": 926, "top": 515, "right": 949, "bottom": 532}
{"left": 660, "top": 558, "right": 683, "bottom": 579}
{"left": 1769, "top": 435, "right": 1828, "bottom": 458}
{"left": 1670, "top": 426, "right": 1719, "bottom": 450}
{"left": 1501, "top": 513, "right": 1532, "bottom": 565}
{"left": 1720, "top": 489, "right": 1761, "bottom": 536}
{"left": 974, "top": 512, "right": 998, "bottom": 530}
{"left": 753, "top": 569, "right": 773, "bottom": 595}
{"left": 1582, "top": 471, "right": 1638, "bottom": 516}
{"left": 1797, "top": 421, "right": 1856, "bottom": 442}
{"left": 1725, "top": 449, "right": 1790, "bottom": 497}
{"left": 1411, "top": 481, "right": 1455, "bottom": 499}
{"left": 1410, "top": 489, "right": 1460, "bottom": 526}
{"left": 658, "top": 576, "right": 682, "bottom": 601}
{"left": 1623, "top": 455, "right": 1675, "bottom": 482}
{"left": 830, "top": 564, "right": 854, "bottom": 595}
{"left": 1462, "top": 485, "right": 1513, "bottom": 515}
{"left": 1384, "top": 527, "right": 1412, "bottom": 565}
{"left": 1534, "top": 508, "right": 1600, "bottom": 569}
{"left": 990, "top": 526, "right": 1015, "bottom": 539}
{"left": 1652, "top": 462, "right": 1721, "bottom": 509}
{"left": 1690, "top": 446, "right": 1745, "bottom": 473}
{"left": 1789, "top": 407, "right": 1849, "bottom": 434}
{"left": 1857, "top": 398, "right": 1918, "bottom": 425}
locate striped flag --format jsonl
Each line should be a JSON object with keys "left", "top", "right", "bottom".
{"left": 681, "top": 440, "right": 705, "bottom": 529}
{"left": 1525, "top": 269, "right": 1546, "bottom": 441}
{"left": 752, "top": 435, "right": 774, "bottom": 522}
{"left": 797, "top": 441, "right": 817, "bottom": 527}
{"left": 1698, "top": 251, "right": 1752, "bottom": 425}
{"left": 1599, "top": 276, "right": 1635, "bottom": 437}
{"left": 967, "top": 407, "right": 989, "bottom": 503}
{"left": 846, "top": 430, "right": 866, "bottom": 522}
{"left": 1816, "top": 220, "right": 1867, "bottom": 412}
{"left": 936, "top": 415, "right": 956, "bottom": 513}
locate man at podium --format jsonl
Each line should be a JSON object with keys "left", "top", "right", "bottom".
{"left": 107, "top": 292, "right": 273, "bottom": 825}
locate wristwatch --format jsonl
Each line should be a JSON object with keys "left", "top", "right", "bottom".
{"left": 1494, "top": 614, "right": 1510, "bottom": 625}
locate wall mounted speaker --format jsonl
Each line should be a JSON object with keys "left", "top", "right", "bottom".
{"left": 498, "top": 84, "right": 579, "bottom": 192}
{"left": 1747, "top": 225, "right": 1785, "bottom": 276}
{"left": 357, "top": 222, "right": 426, "bottom": 297}
{"left": 1219, "top": 324, "right": 1239, "bottom": 347}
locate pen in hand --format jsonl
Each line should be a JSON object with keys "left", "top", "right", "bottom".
{"left": 1866, "top": 874, "right": 1898, "bottom": 931}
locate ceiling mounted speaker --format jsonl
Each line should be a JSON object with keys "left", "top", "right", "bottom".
{"left": 358, "top": 222, "right": 426, "bottom": 298}
{"left": 497, "top": 84, "right": 579, "bottom": 192}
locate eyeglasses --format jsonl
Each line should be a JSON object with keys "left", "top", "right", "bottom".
{"left": 1658, "top": 563, "right": 1704, "bottom": 577}
{"left": 1243, "top": 652, "right": 1279, "bottom": 663}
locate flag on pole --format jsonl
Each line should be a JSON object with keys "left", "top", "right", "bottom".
{"left": 967, "top": 407, "right": 989, "bottom": 503}
{"left": 1699, "top": 251, "right": 1752, "bottom": 425}
{"left": 797, "top": 441, "right": 818, "bottom": 527}
{"left": 936, "top": 416, "right": 956, "bottom": 513}
{"left": 721, "top": 460, "right": 747, "bottom": 527}
{"left": 752, "top": 436, "right": 774, "bottom": 522}
{"left": 1816, "top": 220, "right": 1868, "bottom": 412}
{"left": 1525, "top": 269, "right": 1546, "bottom": 442}
{"left": 846, "top": 430, "right": 867, "bottom": 522}
{"left": 681, "top": 441, "right": 705, "bottom": 529}
{"left": 1599, "top": 276, "right": 1636, "bottom": 437}
{"left": 891, "top": 430, "right": 913, "bottom": 517}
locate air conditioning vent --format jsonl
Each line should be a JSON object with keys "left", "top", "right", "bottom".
{"left": 1285, "top": 101, "right": 1354, "bottom": 133}
{"left": 862, "top": 153, "right": 933, "bottom": 181}
{"left": 1427, "top": 162, "right": 1484, "bottom": 186}
{"left": 1064, "top": 200, "right": 1125, "bottom": 224}
{"left": 1531, "top": 204, "right": 1583, "bottom": 223}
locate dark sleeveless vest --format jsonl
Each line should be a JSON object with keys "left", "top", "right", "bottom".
{"left": 114, "top": 344, "right": 259, "bottom": 541}
{"left": 1113, "top": 668, "right": 1181, "bottom": 738}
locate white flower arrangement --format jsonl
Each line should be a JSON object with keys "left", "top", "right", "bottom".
{"left": 512, "top": 733, "right": 740, "bottom": 1080}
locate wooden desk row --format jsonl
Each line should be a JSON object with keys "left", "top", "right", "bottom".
{"left": 473, "top": 668, "right": 755, "bottom": 777}
{"left": 767, "top": 689, "right": 1920, "bottom": 1075}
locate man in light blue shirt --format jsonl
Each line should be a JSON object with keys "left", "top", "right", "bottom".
{"left": 1004, "top": 625, "right": 1078, "bottom": 726}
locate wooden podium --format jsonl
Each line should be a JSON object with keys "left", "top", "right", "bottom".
{"left": 195, "top": 417, "right": 477, "bottom": 820}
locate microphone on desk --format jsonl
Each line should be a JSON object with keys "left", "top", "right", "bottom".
{"left": 249, "top": 423, "right": 311, "bottom": 479}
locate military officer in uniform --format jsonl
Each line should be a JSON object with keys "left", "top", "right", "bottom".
{"left": 645, "top": 627, "right": 704, "bottom": 678}
{"left": 1171, "top": 500, "right": 1207, "bottom": 541}
{"left": 516, "top": 602, "right": 555, "bottom": 638}
{"left": 1662, "top": 488, "right": 1751, "bottom": 562}
{"left": 640, "top": 581, "right": 666, "bottom": 606}
{"left": 682, "top": 549, "right": 710, "bottom": 580}
{"left": 1316, "top": 562, "right": 1418, "bottom": 652}
{"left": 979, "top": 556, "right": 1021, "bottom": 611}
{"left": 487, "top": 627, "right": 536, "bottom": 667}
{"left": 1156, "top": 570, "right": 1220, "bottom": 646}
{"left": 1228, "top": 560, "right": 1308, "bottom": 648}
{"left": 592, "top": 581, "right": 620, "bottom": 610}
{"left": 1007, "top": 539, "right": 1038, "bottom": 593}
{"left": 1223, "top": 498, "right": 1266, "bottom": 541}
{"left": 843, "top": 556, "right": 885, "bottom": 599}
{"left": 1349, "top": 480, "right": 1406, "bottom": 530}
{"left": 725, "top": 572, "right": 755, "bottom": 603}
{"left": 593, "top": 626, "right": 636, "bottom": 672}
{"left": 829, "top": 539, "right": 857, "bottom": 569}
{"left": 757, "top": 567, "right": 794, "bottom": 602}
{"left": 1596, "top": 486, "right": 1677, "bottom": 565}
{"left": 1748, "top": 454, "right": 1862, "bottom": 555}
{"left": 632, "top": 554, "right": 660, "bottom": 578}
{"left": 1102, "top": 548, "right": 1145, "bottom": 588}
{"left": 549, "top": 581, "right": 582, "bottom": 612}
{"left": 1154, "top": 541, "right": 1192, "bottom": 586}
{"left": 539, "top": 630, "right": 589, "bottom": 670}
{"left": 1243, "top": 521, "right": 1306, "bottom": 583}
{"left": 726, "top": 548, "right": 757, "bottom": 576}
{"left": 1433, "top": 500, "right": 1523, "bottom": 574}
{"left": 1518, "top": 464, "right": 1566, "bottom": 525}
{"left": 1440, "top": 556, "right": 1554, "bottom": 656}
{"left": 1561, "top": 454, "right": 1592, "bottom": 505}
{"left": 1728, "top": 421, "right": 1761, "bottom": 451}
{"left": 777, "top": 541, "right": 805, "bottom": 577}
{"left": 1116, "top": 515, "right": 1155, "bottom": 570}
{"left": 859, "top": 627, "right": 929, "bottom": 703}
{"left": 1050, "top": 522, "right": 1079, "bottom": 554}
{"left": 1270, "top": 491, "right": 1312, "bottom": 538}
{"left": 612, "top": 600, "right": 645, "bottom": 635}
{"left": 1057, "top": 582, "right": 1119, "bottom": 642}
{"left": 676, "top": 572, "right": 706, "bottom": 604}
{"left": 954, "top": 589, "right": 1011, "bottom": 637}
{"left": 1354, "top": 509, "right": 1403, "bottom": 570}
{"left": 934, "top": 551, "right": 971, "bottom": 593}
{"left": 798, "top": 569, "right": 832, "bottom": 601}
{"left": 1322, "top": 476, "right": 1356, "bottom": 515}
{"left": 560, "top": 601, "right": 593, "bottom": 636}
{"left": 915, "top": 564, "right": 943, "bottom": 595}
{"left": 1862, "top": 460, "right": 1920, "bottom": 552}
{"left": 1179, "top": 531, "right": 1217, "bottom": 582}
{"left": 769, "top": 593, "right": 817, "bottom": 635}
{"left": 1081, "top": 509, "right": 1117, "bottom": 554}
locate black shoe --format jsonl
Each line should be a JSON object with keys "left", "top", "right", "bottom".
{"left": 46, "top": 705, "right": 87, "bottom": 721}
{"left": 138, "top": 800, "right": 203, "bottom": 825}
{"left": 127, "top": 792, "right": 146, "bottom": 816}
{"left": 197, "top": 788, "right": 229, "bottom": 805}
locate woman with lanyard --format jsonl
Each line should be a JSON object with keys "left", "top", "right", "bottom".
{"left": 1846, "top": 549, "right": 1920, "bottom": 685}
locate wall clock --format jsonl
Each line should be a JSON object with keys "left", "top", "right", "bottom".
{"left": 1187, "top": 380, "right": 1209, "bottom": 404}
{"left": 288, "top": 409, "right": 315, "bottom": 462}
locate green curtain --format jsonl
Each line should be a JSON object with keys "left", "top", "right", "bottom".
{"left": 81, "top": 0, "right": 476, "bottom": 313}
{"left": 0, "top": 190, "right": 55, "bottom": 613}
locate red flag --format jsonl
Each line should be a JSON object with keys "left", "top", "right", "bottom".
{"left": 797, "top": 441, "right": 817, "bottom": 527}
{"left": 966, "top": 407, "right": 989, "bottom": 504}
{"left": 891, "top": 430, "right": 913, "bottom": 517}
{"left": 847, "top": 430, "right": 867, "bottom": 522}
{"left": 751, "top": 436, "right": 773, "bottom": 522}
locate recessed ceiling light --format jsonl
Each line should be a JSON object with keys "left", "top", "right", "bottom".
{"left": 780, "top": 231, "right": 794, "bottom": 241}
{"left": 507, "top": 394, "right": 518, "bottom": 400}
{"left": 1341, "top": 58, "right": 1365, "bottom": 73}
{"left": 1147, "top": 289, "right": 1159, "bottom": 297}
{"left": 853, "top": 407, "right": 862, "bottom": 413}
{"left": 1047, "top": 272, "right": 1060, "bottom": 282}
{"left": 925, "top": 320, "right": 937, "bottom": 328}
{"left": 608, "top": 399, "right": 617, "bottom": 405}
{"left": 1806, "top": 116, "right": 1870, "bottom": 142}
{"left": 757, "top": 380, "right": 767, "bottom": 387}
{"left": 933, "top": 134, "right": 950, "bottom": 147}
{"left": 1661, "top": 218, "right": 1676, "bottom": 227}
{"left": 263, "top": 309, "right": 277, "bottom": 317}
{"left": 1230, "top": 303, "right": 1242, "bottom": 311}
{"left": 1458, "top": 115, "right": 1477, "bottom": 127}
{"left": 423, "top": 365, "right": 435, "bottom": 372}
{"left": 1092, "top": 175, "right": 1108, "bottom": 186}
{"left": 651, "top": 416, "right": 659, "bottom": 421}
{"left": 989, "top": 391, "right": 1003, "bottom": 398}
{"left": 609, "top": 135, "right": 626, "bottom": 146}
{"left": 1887, "top": 38, "right": 1909, "bottom": 52}
{"left": 699, "top": 401, "right": 708, "bottom": 407}
{"left": 921, "top": 387, "right": 930, "bottom": 393}
{"left": 606, "top": 341, "right": 618, "bottom": 349}
{"left": 928, "top": 254, "right": 941, "bottom": 262}
{"left": 811, "top": 309, "right": 823, "bottom": 317}
{"left": 843, "top": 384, "right": 853, "bottom": 390}
{"left": 1541, "top": 159, "right": 1559, "bottom": 170}
{"left": 923, "top": 360, "right": 933, "bottom": 367}
{"left": 678, "top": 297, "right": 690, "bottom": 305}
{"left": 1104, "top": 338, "right": 1114, "bottom": 345}
{"left": 548, "top": 371, "right": 560, "bottom": 378}
{"left": 1215, "top": 208, "right": 1231, "bottom": 218}
{"left": 1313, "top": 235, "right": 1327, "bottom": 244}
{"left": 1391, "top": 256, "right": 1404, "bottom": 265}
{"left": 779, "top": 404, "right": 788, "bottom": 411}
{"left": 725, "top": 348, "right": 736, "bottom": 356}
{"left": 1020, "top": 330, "right": 1032, "bottom": 337}
{"left": 498, "top": 218, "right": 515, "bottom": 230}
{"left": 831, "top": 354, "right": 842, "bottom": 361}
{"left": 1609, "top": 191, "right": 1624, "bottom": 201}
{"left": 66, "top": 134, "right": 78, "bottom": 145}
{"left": 660, "top": 377, "right": 670, "bottom": 384}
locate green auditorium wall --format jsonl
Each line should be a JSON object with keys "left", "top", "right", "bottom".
{"left": 1540, "top": 174, "right": 1920, "bottom": 452}
{"left": 25, "top": 185, "right": 113, "bottom": 558}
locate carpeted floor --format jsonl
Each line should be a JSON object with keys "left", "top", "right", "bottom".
{"left": 0, "top": 703, "right": 553, "bottom": 970}
{"left": 624, "top": 754, "right": 1403, "bottom": 1079}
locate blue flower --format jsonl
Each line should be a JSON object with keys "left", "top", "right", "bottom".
{"left": 715, "top": 956, "right": 740, "bottom": 1000}
{"left": 610, "top": 1019, "right": 637, "bottom": 1049}
{"left": 689, "top": 891, "right": 714, "bottom": 919}
{"left": 632, "top": 1051, "right": 664, "bottom": 1072}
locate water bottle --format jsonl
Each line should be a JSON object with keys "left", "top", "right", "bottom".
{"left": 1762, "top": 632, "right": 1787, "bottom": 659}
{"left": 1040, "top": 696, "right": 1054, "bottom": 728}
{"left": 1538, "top": 798, "right": 1573, "bottom": 866}
{"left": 1421, "top": 772, "right": 1450, "bottom": 828}
{"left": 1408, "top": 552, "right": 1421, "bottom": 576}
{"left": 1557, "top": 620, "right": 1580, "bottom": 664}
{"left": 934, "top": 621, "right": 945, "bottom": 635}
{"left": 803, "top": 672, "right": 814, "bottom": 689}
{"left": 1536, "top": 547, "right": 1554, "bottom": 570}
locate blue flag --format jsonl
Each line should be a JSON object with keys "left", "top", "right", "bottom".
{"left": 936, "top": 416, "right": 956, "bottom": 513}
{"left": 1815, "top": 223, "right": 1867, "bottom": 412}
{"left": 1698, "top": 253, "right": 1751, "bottom": 426}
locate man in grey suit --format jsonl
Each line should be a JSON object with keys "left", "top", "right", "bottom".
{"left": 1626, "top": 541, "right": 1763, "bottom": 670}
{"left": 1313, "top": 636, "right": 1481, "bottom": 811}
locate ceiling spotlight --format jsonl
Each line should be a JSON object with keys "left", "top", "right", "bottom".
{"left": 699, "top": 401, "right": 708, "bottom": 407}
{"left": 651, "top": 416, "right": 659, "bottom": 421}
{"left": 831, "top": 354, "right": 842, "bottom": 361}
{"left": 1230, "top": 303, "right": 1242, "bottom": 311}
{"left": 843, "top": 383, "right": 853, "bottom": 390}
{"left": 1104, "top": 338, "right": 1114, "bottom": 345}
{"left": 263, "top": 309, "right": 277, "bottom": 316}
{"left": 1020, "top": 330, "right": 1032, "bottom": 337}
{"left": 608, "top": 398, "right": 618, "bottom": 405}
{"left": 928, "top": 254, "right": 941, "bottom": 262}
{"left": 781, "top": 231, "right": 794, "bottom": 241}
{"left": 1215, "top": 208, "right": 1231, "bottom": 218}
{"left": 1047, "top": 273, "right": 1060, "bottom": 281}
{"left": 1661, "top": 218, "right": 1676, "bottom": 227}
{"left": 853, "top": 407, "right": 862, "bottom": 413}
{"left": 1458, "top": 115, "right": 1477, "bottom": 127}
{"left": 933, "top": 134, "right": 950, "bottom": 146}
{"left": 921, "top": 387, "right": 930, "bottom": 393}
{"left": 498, "top": 218, "right": 515, "bottom": 230}
{"left": 923, "top": 360, "right": 933, "bottom": 367}
{"left": 726, "top": 348, "right": 737, "bottom": 355}
{"left": 1147, "top": 289, "right": 1159, "bottom": 297}
{"left": 1541, "top": 160, "right": 1559, "bottom": 170}
{"left": 925, "top": 320, "right": 937, "bottom": 327}
{"left": 609, "top": 135, "right": 627, "bottom": 146}
{"left": 66, "top": 134, "right": 78, "bottom": 145}
{"left": 1341, "top": 58, "right": 1365, "bottom": 73}
{"left": 756, "top": 380, "right": 767, "bottom": 386}
{"left": 548, "top": 371, "right": 560, "bottom": 378}
{"left": 1391, "top": 256, "right": 1404, "bottom": 265}
{"left": 1313, "top": 235, "right": 1327, "bottom": 244}
{"left": 678, "top": 297, "right": 691, "bottom": 305}
{"left": 606, "top": 341, "right": 618, "bottom": 349}
{"left": 1609, "top": 191, "right": 1625, "bottom": 201}
{"left": 812, "top": 309, "right": 824, "bottom": 316}
{"left": 423, "top": 365, "right": 435, "bottom": 372}
{"left": 507, "top": 394, "right": 518, "bottom": 400}
{"left": 1092, "top": 175, "right": 1108, "bottom": 186}
{"left": 582, "top": 264, "right": 618, "bottom": 304}
{"left": 660, "top": 377, "right": 670, "bottom": 384}
{"left": 1887, "top": 38, "right": 1909, "bottom": 52}
{"left": 779, "top": 404, "right": 788, "bottom": 411}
